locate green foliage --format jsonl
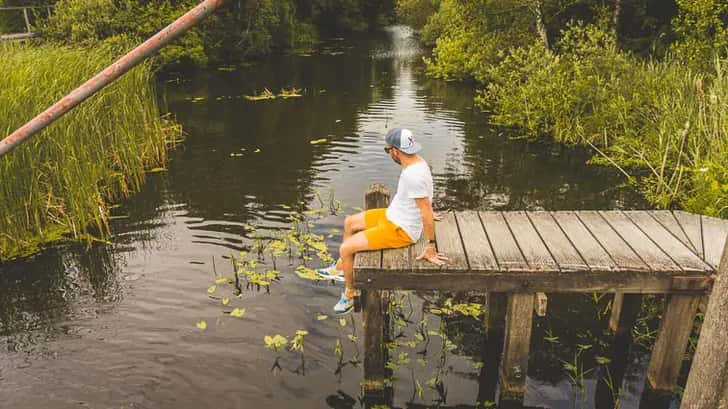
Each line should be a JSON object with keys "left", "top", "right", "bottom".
{"left": 394, "top": 0, "right": 438, "bottom": 33}
{"left": 0, "top": 42, "right": 179, "bottom": 259}
{"left": 477, "top": 23, "right": 728, "bottom": 215}
{"left": 423, "top": 0, "right": 536, "bottom": 82}
{"left": 670, "top": 0, "right": 728, "bottom": 71}
{"left": 41, "top": 0, "right": 206, "bottom": 67}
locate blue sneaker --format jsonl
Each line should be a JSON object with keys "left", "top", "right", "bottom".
{"left": 334, "top": 292, "right": 354, "bottom": 315}
{"left": 317, "top": 262, "right": 345, "bottom": 282}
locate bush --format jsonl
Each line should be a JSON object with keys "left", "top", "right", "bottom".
{"left": 670, "top": 0, "right": 728, "bottom": 71}
{"left": 423, "top": 0, "right": 537, "bottom": 82}
{"left": 480, "top": 23, "right": 728, "bottom": 215}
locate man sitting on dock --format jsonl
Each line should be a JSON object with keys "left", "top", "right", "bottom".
{"left": 317, "top": 128, "right": 448, "bottom": 314}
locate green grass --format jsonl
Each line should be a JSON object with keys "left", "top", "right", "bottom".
{"left": 0, "top": 42, "right": 180, "bottom": 259}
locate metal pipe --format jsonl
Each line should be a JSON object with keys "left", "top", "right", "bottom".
{"left": 0, "top": 0, "right": 226, "bottom": 158}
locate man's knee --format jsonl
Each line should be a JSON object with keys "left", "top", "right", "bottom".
{"left": 339, "top": 241, "right": 353, "bottom": 257}
{"left": 344, "top": 215, "right": 354, "bottom": 232}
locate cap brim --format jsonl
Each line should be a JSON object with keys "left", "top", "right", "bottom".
{"left": 399, "top": 142, "right": 422, "bottom": 154}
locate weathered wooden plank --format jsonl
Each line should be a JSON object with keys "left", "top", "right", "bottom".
{"left": 702, "top": 215, "right": 728, "bottom": 268}
{"left": 673, "top": 210, "right": 704, "bottom": 259}
{"left": 381, "top": 245, "right": 410, "bottom": 272}
{"left": 411, "top": 212, "right": 468, "bottom": 271}
{"left": 439, "top": 212, "right": 469, "bottom": 269}
{"left": 552, "top": 211, "right": 617, "bottom": 271}
{"left": 649, "top": 210, "right": 695, "bottom": 253}
{"left": 600, "top": 211, "right": 679, "bottom": 272}
{"left": 647, "top": 294, "right": 701, "bottom": 391}
{"left": 503, "top": 211, "right": 559, "bottom": 271}
{"left": 456, "top": 211, "right": 498, "bottom": 271}
{"left": 528, "top": 212, "right": 588, "bottom": 271}
{"left": 355, "top": 250, "right": 381, "bottom": 271}
{"left": 576, "top": 211, "right": 650, "bottom": 271}
{"left": 353, "top": 269, "right": 712, "bottom": 293}
{"left": 625, "top": 211, "right": 712, "bottom": 273}
{"left": 410, "top": 237, "right": 436, "bottom": 271}
{"left": 480, "top": 211, "right": 529, "bottom": 271}
{"left": 500, "top": 293, "right": 534, "bottom": 397}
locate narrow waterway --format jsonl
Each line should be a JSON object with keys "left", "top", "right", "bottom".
{"left": 1, "top": 27, "right": 684, "bottom": 409}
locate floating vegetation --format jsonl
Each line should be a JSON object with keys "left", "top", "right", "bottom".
{"left": 0, "top": 43, "right": 180, "bottom": 259}
{"left": 244, "top": 87, "right": 305, "bottom": 101}
{"left": 244, "top": 88, "right": 276, "bottom": 101}
{"left": 186, "top": 96, "right": 206, "bottom": 102}
{"left": 278, "top": 87, "right": 304, "bottom": 99}
{"left": 309, "top": 138, "right": 328, "bottom": 145}
{"left": 216, "top": 65, "right": 237, "bottom": 72}
{"left": 264, "top": 334, "right": 288, "bottom": 351}
{"left": 196, "top": 321, "right": 207, "bottom": 330}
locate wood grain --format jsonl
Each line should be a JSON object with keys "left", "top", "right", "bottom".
{"left": 504, "top": 211, "right": 559, "bottom": 272}
{"left": 456, "top": 211, "right": 498, "bottom": 271}
{"left": 480, "top": 211, "right": 529, "bottom": 271}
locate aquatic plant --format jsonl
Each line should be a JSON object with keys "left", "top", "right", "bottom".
{"left": 244, "top": 88, "right": 276, "bottom": 101}
{"left": 0, "top": 42, "right": 180, "bottom": 259}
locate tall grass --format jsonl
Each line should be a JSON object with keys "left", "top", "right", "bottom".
{"left": 0, "top": 42, "right": 180, "bottom": 259}
{"left": 480, "top": 24, "right": 728, "bottom": 217}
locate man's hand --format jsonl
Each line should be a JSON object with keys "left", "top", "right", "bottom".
{"left": 416, "top": 244, "right": 448, "bottom": 266}
{"left": 433, "top": 211, "right": 445, "bottom": 221}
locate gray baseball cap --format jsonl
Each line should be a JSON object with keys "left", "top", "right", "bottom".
{"left": 384, "top": 128, "right": 422, "bottom": 154}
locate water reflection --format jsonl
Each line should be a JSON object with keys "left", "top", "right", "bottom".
{"left": 0, "top": 26, "right": 676, "bottom": 409}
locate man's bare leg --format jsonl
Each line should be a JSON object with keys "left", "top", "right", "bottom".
{"left": 337, "top": 211, "right": 367, "bottom": 270}
{"left": 339, "top": 231, "right": 370, "bottom": 294}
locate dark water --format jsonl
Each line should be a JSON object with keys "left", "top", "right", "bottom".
{"left": 1, "top": 27, "right": 685, "bottom": 409}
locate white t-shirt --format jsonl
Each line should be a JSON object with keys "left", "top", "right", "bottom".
{"left": 385, "top": 160, "right": 434, "bottom": 242}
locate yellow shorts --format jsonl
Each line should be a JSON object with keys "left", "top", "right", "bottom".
{"left": 363, "top": 208, "right": 413, "bottom": 250}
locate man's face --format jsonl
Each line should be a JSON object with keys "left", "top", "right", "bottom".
{"left": 385, "top": 145, "right": 401, "bottom": 165}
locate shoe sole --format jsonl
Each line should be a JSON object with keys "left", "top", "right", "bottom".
{"left": 334, "top": 306, "right": 353, "bottom": 315}
{"left": 317, "top": 271, "right": 346, "bottom": 282}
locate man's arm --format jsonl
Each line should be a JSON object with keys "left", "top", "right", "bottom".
{"left": 415, "top": 197, "right": 448, "bottom": 266}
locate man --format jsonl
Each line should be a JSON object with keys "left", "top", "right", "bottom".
{"left": 317, "top": 128, "right": 448, "bottom": 315}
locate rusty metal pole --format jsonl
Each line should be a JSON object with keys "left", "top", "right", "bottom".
{"left": 0, "top": 0, "right": 226, "bottom": 158}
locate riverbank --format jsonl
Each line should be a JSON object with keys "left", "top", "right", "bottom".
{"left": 0, "top": 43, "right": 180, "bottom": 259}
{"left": 412, "top": 1, "right": 728, "bottom": 218}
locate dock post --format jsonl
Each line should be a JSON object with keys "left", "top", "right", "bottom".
{"left": 682, "top": 234, "right": 728, "bottom": 408}
{"left": 646, "top": 294, "right": 701, "bottom": 391}
{"left": 609, "top": 292, "right": 624, "bottom": 332}
{"left": 609, "top": 293, "right": 642, "bottom": 337}
{"left": 499, "top": 292, "right": 534, "bottom": 399}
{"left": 478, "top": 292, "right": 507, "bottom": 404}
{"left": 362, "top": 183, "right": 390, "bottom": 395}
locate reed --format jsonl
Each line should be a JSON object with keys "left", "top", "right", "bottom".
{"left": 0, "top": 42, "right": 180, "bottom": 259}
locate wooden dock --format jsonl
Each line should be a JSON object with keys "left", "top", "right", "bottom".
{"left": 353, "top": 184, "right": 728, "bottom": 405}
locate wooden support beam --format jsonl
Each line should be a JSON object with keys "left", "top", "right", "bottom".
{"left": 682, "top": 234, "right": 728, "bottom": 408}
{"left": 609, "top": 292, "right": 625, "bottom": 332}
{"left": 609, "top": 293, "right": 642, "bottom": 339}
{"left": 479, "top": 292, "right": 507, "bottom": 405}
{"left": 363, "top": 289, "right": 386, "bottom": 393}
{"left": 647, "top": 294, "right": 701, "bottom": 391}
{"left": 499, "top": 293, "right": 534, "bottom": 399}
{"left": 487, "top": 292, "right": 507, "bottom": 338}
{"left": 361, "top": 183, "right": 390, "bottom": 393}
{"left": 534, "top": 292, "right": 547, "bottom": 317}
